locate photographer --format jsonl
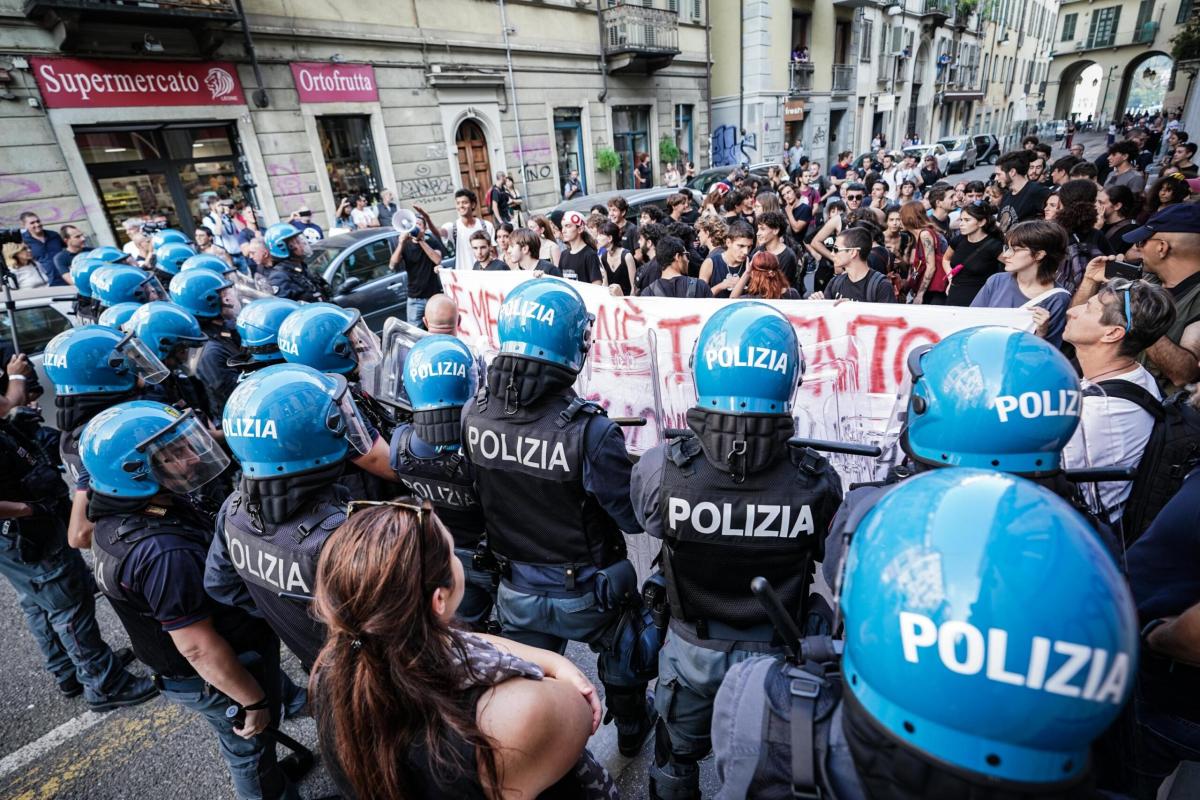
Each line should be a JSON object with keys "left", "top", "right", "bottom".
{"left": 388, "top": 215, "right": 445, "bottom": 327}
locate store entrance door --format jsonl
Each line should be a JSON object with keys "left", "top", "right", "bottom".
{"left": 613, "top": 106, "right": 650, "bottom": 190}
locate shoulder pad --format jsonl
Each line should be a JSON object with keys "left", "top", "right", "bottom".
{"left": 666, "top": 432, "right": 702, "bottom": 468}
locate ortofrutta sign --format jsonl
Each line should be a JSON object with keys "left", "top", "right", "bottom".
{"left": 31, "top": 58, "right": 245, "bottom": 109}
{"left": 290, "top": 62, "right": 378, "bottom": 103}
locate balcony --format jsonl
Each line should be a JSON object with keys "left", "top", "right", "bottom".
{"left": 921, "top": 0, "right": 953, "bottom": 20}
{"left": 1056, "top": 21, "right": 1162, "bottom": 55}
{"left": 790, "top": 62, "right": 814, "bottom": 95}
{"left": 876, "top": 56, "right": 896, "bottom": 83}
{"left": 23, "top": 0, "right": 239, "bottom": 54}
{"left": 832, "top": 64, "right": 855, "bottom": 94}
{"left": 832, "top": 0, "right": 883, "bottom": 7}
{"left": 601, "top": 2, "right": 680, "bottom": 74}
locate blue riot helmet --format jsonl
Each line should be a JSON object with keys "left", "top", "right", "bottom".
{"left": 81, "top": 401, "right": 229, "bottom": 499}
{"left": 169, "top": 268, "right": 242, "bottom": 321}
{"left": 264, "top": 222, "right": 303, "bottom": 258}
{"left": 840, "top": 468, "right": 1136, "bottom": 786}
{"left": 221, "top": 364, "right": 373, "bottom": 477}
{"left": 90, "top": 265, "right": 168, "bottom": 309}
{"left": 496, "top": 278, "right": 593, "bottom": 373}
{"left": 690, "top": 301, "right": 803, "bottom": 414}
{"left": 97, "top": 302, "right": 141, "bottom": 331}
{"left": 69, "top": 255, "right": 107, "bottom": 299}
{"left": 150, "top": 228, "right": 188, "bottom": 249}
{"left": 277, "top": 303, "right": 382, "bottom": 377}
{"left": 179, "top": 253, "right": 235, "bottom": 276}
{"left": 903, "top": 326, "right": 1081, "bottom": 475}
{"left": 43, "top": 325, "right": 169, "bottom": 395}
{"left": 153, "top": 242, "right": 196, "bottom": 277}
{"left": 403, "top": 334, "right": 477, "bottom": 446}
{"left": 128, "top": 301, "right": 207, "bottom": 363}
{"left": 232, "top": 298, "right": 301, "bottom": 366}
{"left": 88, "top": 245, "right": 131, "bottom": 266}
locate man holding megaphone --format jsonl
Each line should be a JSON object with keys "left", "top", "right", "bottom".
{"left": 388, "top": 208, "right": 448, "bottom": 327}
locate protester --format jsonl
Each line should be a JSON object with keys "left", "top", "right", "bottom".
{"left": 594, "top": 221, "right": 636, "bottom": 296}
{"left": 1104, "top": 141, "right": 1146, "bottom": 194}
{"left": 1097, "top": 185, "right": 1140, "bottom": 255}
{"left": 527, "top": 215, "right": 562, "bottom": 268}
{"left": 507, "top": 228, "right": 560, "bottom": 276}
{"left": 972, "top": 219, "right": 1071, "bottom": 347}
{"left": 754, "top": 210, "right": 799, "bottom": 289}
{"left": 389, "top": 215, "right": 445, "bottom": 326}
{"left": 944, "top": 201, "right": 1003, "bottom": 306}
{"left": 442, "top": 189, "right": 494, "bottom": 267}
{"left": 728, "top": 250, "right": 800, "bottom": 300}
{"left": 467, "top": 230, "right": 506, "bottom": 271}
{"left": 900, "top": 200, "right": 948, "bottom": 304}
{"left": 994, "top": 150, "right": 1050, "bottom": 232}
{"left": 1144, "top": 172, "right": 1191, "bottom": 220}
{"left": 811, "top": 226, "right": 896, "bottom": 302}
{"left": 556, "top": 211, "right": 599, "bottom": 284}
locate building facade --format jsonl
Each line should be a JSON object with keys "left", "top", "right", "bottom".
{"left": 1046, "top": 0, "right": 1188, "bottom": 128}
{"left": 0, "top": 0, "right": 710, "bottom": 247}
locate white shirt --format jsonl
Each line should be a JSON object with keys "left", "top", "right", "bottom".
{"left": 443, "top": 217, "right": 495, "bottom": 269}
{"left": 350, "top": 207, "right": 378, "bottom": 230}
{"left": 1062, "top": 365, "right": 1161, "bottom": 521}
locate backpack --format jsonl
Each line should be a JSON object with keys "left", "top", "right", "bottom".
{"left": 826, "top": 268, "right": 889, "bottom": 302}
{"left": 1061, "top": 234, "right": 1101, "bottom": 296}
{"left": 1097, "top": 380, "right": 1200, "bottom": 544}
{"left": 645, "top": 276, "right": 707, "bottom": 298}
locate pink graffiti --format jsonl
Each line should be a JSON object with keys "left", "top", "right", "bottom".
{"left": 511, "top": 136, "right": 551, "bottom": 160}
{"left": 0, "top": 175, "right": 43, "bottom": 204}
{"left": 266, "top": 156, "right": 304, "bottom": 197}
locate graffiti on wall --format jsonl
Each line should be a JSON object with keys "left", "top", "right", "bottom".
{"left": 0, "top": 173, "right": 90, "bottom": 227}
{"left": 265, "top": 156, "right": 305, "bottom": 197}
{"left": 399, "top": 174, "right": 454, "bottom": 201}
{"left": 521, "top": 163, "right": 553, "bottom": 182}
{"left": 511, "top": 136, "right": 551, "bottom": 161}
{"left": 711, "top": 125, "right": 757, "bottom": 167}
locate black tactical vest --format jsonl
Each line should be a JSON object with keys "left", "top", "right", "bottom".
{"left": 222, "top": 491, "right": 346, "bottom": 671}
{"left": 392, "top": 426, "right": 484, "bottom": 551}
{"left": 657, "top": 433, "right": 841, "bottom": 632}
{"left": 463, "top": 391, "right": 623, "bottom": 568}
{"left": 60, "top": 426, "right": 85, "bottom": 491}
{"left": 92, "top": 509, "right": 266, "bottom": 678}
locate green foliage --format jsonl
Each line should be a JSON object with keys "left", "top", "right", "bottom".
{"left": 956, "top": 0, "right": 978, "bottom": 20}
{"left": 658, "top": 136, "right": 681, "bottom": 165}
{"left": 1172, "top": 15, "right": 1200, "bottom": 62}
{"left": 596, "top": 147, "right": 621, "bottom": 173}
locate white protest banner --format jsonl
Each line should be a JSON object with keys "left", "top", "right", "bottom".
{"left": 439, "top": 271, "right": 1034, "bottom": 469}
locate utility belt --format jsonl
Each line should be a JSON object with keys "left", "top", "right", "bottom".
{"left": 669, "top": 616, "right": 779, "bottom": 652}
{"left": 494, "top": 552, "right": 637, "bottom": 606}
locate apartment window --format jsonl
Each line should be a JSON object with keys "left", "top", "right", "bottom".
{"left": 861, "top": 19, "right": 873, "bottom": 62}
{"left": 691, "top": 0, "right": 701, "bottom": 19}
{"left": 1088, "top": 6, "right": 1120, "bottom": 48}
{"left": 1136, "top": 0, "right": 1154, "bottom": 30}
{"left": 1061, "top": 13, "right": 1076, "bottom": 41}
{"left": 666, "top": 0, "right": 678, "bottom": 12}
{"left": 1179, "top": 0, "right": 1194, "bottom": 25}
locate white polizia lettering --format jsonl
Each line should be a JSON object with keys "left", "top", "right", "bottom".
{"left": 466, "top": 426, "right": 570, "bottom": 472}
{"left": 896, "top": 611, "right": 1130, "bottom": 704}
{"left": 43, "top": 352, "right": 68, "bottom": 368}
{"left": 666, "top": 497, "right": 814, "bottom": 538}
{"left": 704, "top": 346, "right": 789, "bottom": 374}
{"left": 278, "top": 337, "right": 300, "bottom": 356}
{"left": 415, "top": 361, "right": 467, "bottom": 380}
{"left": 222, "top": 417, "right": 279, "bottom": 439}
{"left": 224, "top": 529, "right": 310, "bottom": 594}
{"left": 502, "top": 300, "right": 556, "bottom": 326}
{"left": 992, "top": 390, "right": 1081, "bottom": 423}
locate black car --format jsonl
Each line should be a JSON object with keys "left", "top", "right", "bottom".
{"left": 686, "top": 163, "right": 773, "bottom": 194}
{"left": 541, "top": 187, "right": 680, "bottom": 220}
{"left": 973, "top": 134, "right": 1001, "bottom": 166}
{"left": 309, "top": 229, "right": 412, "bottom": 332}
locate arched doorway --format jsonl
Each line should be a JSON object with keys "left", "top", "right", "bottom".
{"left": 1054, "top": 59, "right": 1099, "bottom": 121}
{"left": 455, "top": 120, "right": 492, "bottom": 217}
{"left": 1116, "top": 52, "right": 1173, "bottom": 118}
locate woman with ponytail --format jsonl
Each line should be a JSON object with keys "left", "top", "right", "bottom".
{"left": 944, "top": 202, "right": 1004, "bottom": 306}
{"left": 311, "top": 502, "right": 612, "bottom": 800}
{"left": 730, "top": 250, "right": 801, "bottom": 299}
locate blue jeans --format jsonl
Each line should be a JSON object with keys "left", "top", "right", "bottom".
{"left": 407, "top": 297, "right": 428, "bottom": 328}
{"left": 159, "top": 649, "right": 297, "bottom": 800}
{"left": 0, "top": 534, "right": 131, "bottom": 702}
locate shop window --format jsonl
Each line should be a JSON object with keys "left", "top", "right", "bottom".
{"left": 554, "top": 109, "right": 587, "bottom": 195}
{"left": 318, "top": 115, "right": 382, "bottom": 204}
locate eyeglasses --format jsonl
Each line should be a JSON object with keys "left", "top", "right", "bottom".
{"left": 1000, "top": 244, "right": 1030, "bottom": 254}
{"left": 346, "top": 498, "right": 441, "bottom": 594}
{"left": 830, "top": 245, "right": 856, "bottom": 253}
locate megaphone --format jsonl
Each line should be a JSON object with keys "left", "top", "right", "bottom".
{"left": 393, "top": 208, "right": 420, "bottom": 236}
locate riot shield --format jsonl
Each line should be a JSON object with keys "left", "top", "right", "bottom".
{"left": 230, "top": 270, "right": 271, "bottom": 304}
{"left": 576, "top": 330, "right": 664, "bottom": 454}
{"left": 376, "top": 317, "right": 486, "bottom": 412}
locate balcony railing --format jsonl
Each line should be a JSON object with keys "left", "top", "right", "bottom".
{"left": 921, "top": 0, "right": 953, "bottom": 17}
{"left": 1057, "top": 21, "right": 1162, "bottom": 54}
{"left": 790, "top": 62, "right": 814, "bottom": 94}
{"left": 601, "top": 3, "right": 681, "bottom": 58}
{"left": 24, "top": 0, "right": 238, "bottom": 19}
{"left": 832, "top": 64, "right": 855, "bottom": 93}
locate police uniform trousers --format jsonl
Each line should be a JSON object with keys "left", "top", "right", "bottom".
{"left": 455, "top": 547, "right": 496, "bottom": 628}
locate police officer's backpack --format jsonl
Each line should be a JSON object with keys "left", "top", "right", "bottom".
{"left": 1098, "top": 380, "right": 1200, "bottom": 543}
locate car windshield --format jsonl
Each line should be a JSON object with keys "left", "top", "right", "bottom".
{"left": 307, "top": 244, "right": 346, "bottom": 276}
{"left": 938, "top": 139, "right": 963, "bottom": 149}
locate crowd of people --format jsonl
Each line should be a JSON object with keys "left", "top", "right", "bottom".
{"left": 0, "top": 121, "right": 1199, "bottom": 800}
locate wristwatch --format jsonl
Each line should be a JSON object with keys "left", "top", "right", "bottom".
{"left": 1140, "top": 617, "right": 1169, "bottom": 650}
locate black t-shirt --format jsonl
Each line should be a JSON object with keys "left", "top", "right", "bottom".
{"left": 825, "top": 268, "right": 895, "bottom": 302}
{"left": 399, "top": 237, "right": 447, "bottom": 299}
{"left": 558, "top": 245, "right": 601, "bottom": 283}
{"left": 636, "top": 259, "right": 662, "bottom": 292}
{"left": 1103, "top": 220, "right": 1139, "bottom": 255}
{"left": 618, "top": 221, "right": 639, "bottom": 253}
{"left": 645, "top": 274, "right": 713, "bottom": 298}
{"left": 489, "top": 185, "right": 511, "bottom": 222}
{"left": 997, "top": 181, "right": 1050, "bottom": 233}
{"left": 930, "top": 214, "right": 952, "bottom": 236}
{"left": 946, "top": 234, "right": 1003, "bottom": 305}
{"left": 753, "top": 245, "right": 799, "bottom": 289}
{"left": 600, "top": 247, "right": 634, "bottom": 295}
{"left": 476, "top": 259, "right": 509, "bottom": 271}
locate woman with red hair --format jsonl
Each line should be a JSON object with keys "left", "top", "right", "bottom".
{"left": 730, "top": 250, "right": 801, "bottom": 299}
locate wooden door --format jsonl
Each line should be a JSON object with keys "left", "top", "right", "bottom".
{"left": 455, "top": 120, "right": 493, "bottom": 218}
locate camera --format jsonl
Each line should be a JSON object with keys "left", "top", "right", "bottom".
{"left": 140, "top": 221, "right": 163, "bottom": 236}
{"left": 0, "top": 227, "right": 23, "bottom": 246}
{"left": 1105, "top": 260, "right": 1143, "bottom": 281}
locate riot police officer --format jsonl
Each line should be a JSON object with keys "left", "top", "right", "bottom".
{"left": 127, "top": 301, "right": 212, "bottom": 423}
{"left": 823, "top": 325, "right": 1096, "bottom": 584}
{"left": 80, "top": 402, "right": 303, "bottom": 799}
{"left": 89, "top": 264, "right": 168, "bottom": 313}
{"left": 44, "top": 325, "right": 170, "bottom": 549}
{"left": 713, "top": 468, "right": 1138, "bottom": 800}
{"left": 70, "top": 248, "right": 129, "bottom": 325}
{"left": 97, "top": 302, "right": 141, "bottom": 331}
{"left": 461, "top": 277, "right": 656, "bottom": 757}
{"left": 0, "top": 358, "right": 156, "bottom": 710}
{"left": 227, "top": 297, "right": 300, "bottom": 374}
{"left": 631, "top": 301, "right": 844, "bottom": 799}
{"left": 150, "top": 228, "right": 189, "bottom": 250}
{"left": 151, "top": 242, "right": 196, "bottom": 287}
{"left": 390, "top": 334, "right": 493, "bottom": 628}
{"left": 263, "top": 223, "right": 327, "bottom": 302}
{"left": 206, "top": 363, "right": 373, "bottom": 670}
{"left": 169, "top": 268, "right": 244, "bottom": 417}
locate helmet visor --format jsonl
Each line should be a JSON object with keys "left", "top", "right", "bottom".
{"left": 114, "top": 332, "right": 169, "bottom": 385}
{"left": 140, "top": 275, "right": 169, "bottom": 303}
{"left": 219, "top": 285, "right": 243, "bottom": 321}
{"left": 331, "top": 380, "right": 374, "bottom": 456}
{"left": 138, "top": 411, "right": 230, "bottom": 494}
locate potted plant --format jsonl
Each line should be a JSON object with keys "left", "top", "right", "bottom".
{"left": 596, "top": 147, "right": 621, "bottom": 173}
{"left": 658, "top": 136, "right": 680, "bottom": 168}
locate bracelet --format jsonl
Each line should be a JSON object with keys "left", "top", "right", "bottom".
{"left": 243, "top": 696, "right": 271, "bottom": 712}
{"left": 7, "top": 374, "right": 25, "bottom": 381}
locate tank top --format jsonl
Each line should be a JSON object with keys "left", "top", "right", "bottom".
{"left": 601, "top": 247, "right": 634, "bottom": 296}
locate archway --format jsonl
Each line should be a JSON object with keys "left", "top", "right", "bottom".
{"left": 909, "top": 41, "right": 932, "bottom": 142}
{"left": 455, "top": 119, "right": 492, "bottom": 217}
{"left": 1116, "top": 52, "right": 1173, "bottom": 118}
{"left": 1054, "top": 59, "right": 1099, "bottom": 120}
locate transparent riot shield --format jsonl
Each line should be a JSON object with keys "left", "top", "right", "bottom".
{"left": 230, "top": 270, "right": 270, "bottom": 304}
{"left": 575, "top": 329, "right": 664, "bottom": 454}
{"left": 377, "top": 317, "right": 432, "bottom": 413}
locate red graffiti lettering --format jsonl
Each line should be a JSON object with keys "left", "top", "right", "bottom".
{"left": 893, "top": 327, "right": 941, "bottom": 386}
{"left": 657, "top": 315, "right": 702, "bottom": 374}
{"left": 847, "top": 315, "right": 909, "bottom": 393}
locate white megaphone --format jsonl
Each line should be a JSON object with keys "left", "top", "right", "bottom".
{"left": 393, "top": 208, "right": 420, "bottom": 236}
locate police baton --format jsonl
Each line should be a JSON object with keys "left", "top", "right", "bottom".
{"left": 225, "top": 703, "right": 313, "bottom": 758}
{"left": 750, "top": 577, "right": 805, "bottom": 662}
{"left": 1063, "top": 466, "right": 1137, "bottom": 483}
{"left": 611, "top": 417, "right": 647, "bottom": 427}
{"left": 787, "top": 437, "right": 883, "bottom": 458}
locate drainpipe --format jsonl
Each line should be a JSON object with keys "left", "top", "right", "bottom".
{"left": 705, "top": 0, "right": 713, "bottom": 167}
{"left": 232, "top": 0, "right": 268, "bottom": 108}
{"left": 596, "top": 0, "right": 609, "bottom": 104}
{"left": 499, "top": 0, "right": 530, "bottom": 197}
{"left": 738, "top": 0, "right": 744, "bottom": 135}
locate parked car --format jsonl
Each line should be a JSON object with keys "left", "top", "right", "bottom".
{"left": 310, "top": 228, "right": 411, "bottom": 333}
{"left": 936, "top": 137, "right": 978, "bottom": 173}
{"left": 903, "top": 144, "right": 951, "bottom": 175}
{"left": 542, "top": 187, "right": 681, "bottom": 220}
{"left": 973, "top": 134, "right": 1001, "bottom": 165}
{"left": 4, "top": 285, "right": 79, "bottom": 425}
{"left": 685, "top": 162, "right": 774, "bottom": 194}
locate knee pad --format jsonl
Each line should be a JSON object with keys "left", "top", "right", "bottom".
{"left": 605, "top": 683, "right": 649, "bottom": 722}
